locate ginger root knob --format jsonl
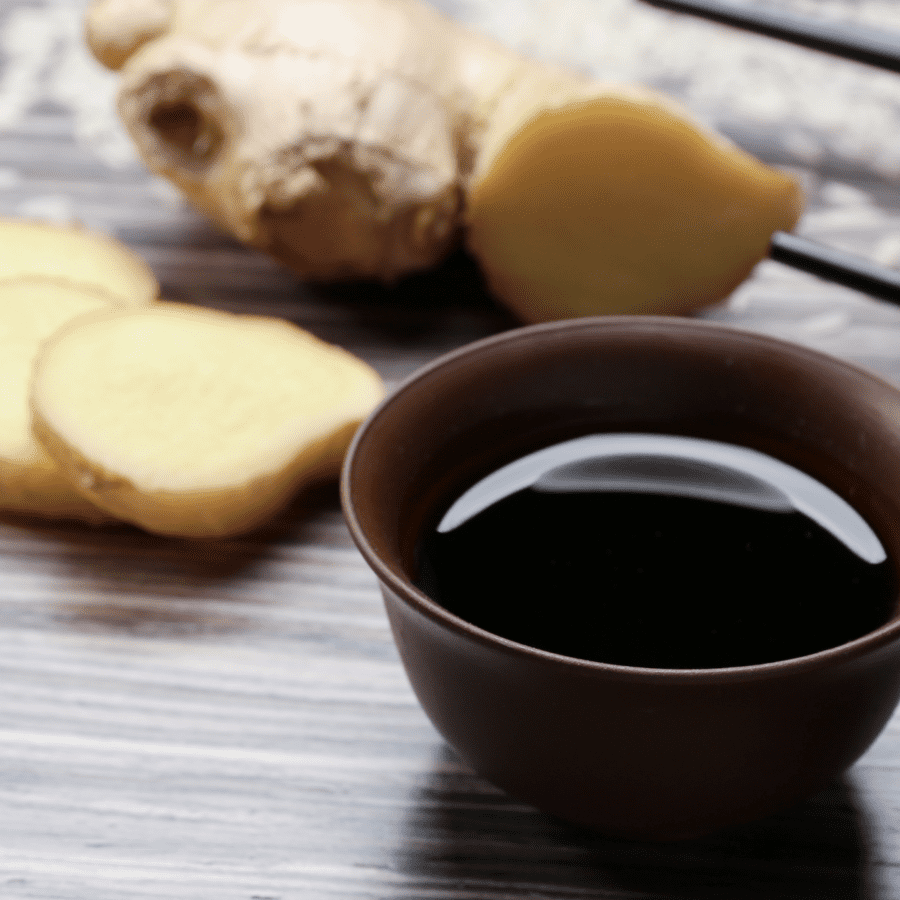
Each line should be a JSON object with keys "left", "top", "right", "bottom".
{"left": 88, "top": 0, "right": 803, "bottom": 318}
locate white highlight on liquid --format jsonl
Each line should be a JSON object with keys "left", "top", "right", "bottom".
{"left": 438, "top": 434, "right": 886, "bottom": 565}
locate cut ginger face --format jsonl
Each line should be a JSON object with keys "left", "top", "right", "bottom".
{"left": 31, "top": 302, "right": 385, "bottom": 537}
{"left": 465, "top": 94, "right": 804, "bottom": 322}
{"left": 0, "top": 278, "right": 118, "bottom": 522}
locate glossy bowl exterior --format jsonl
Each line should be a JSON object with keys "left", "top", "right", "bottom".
{"left": 341, "top": 317, "right": 900, "bottom": 839}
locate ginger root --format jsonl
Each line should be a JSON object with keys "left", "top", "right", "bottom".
{"left": 87, "top": 0, "right": 802, "bottom": 319}
{"left": 31, "top": 302, "right": 384, "bottom": 537}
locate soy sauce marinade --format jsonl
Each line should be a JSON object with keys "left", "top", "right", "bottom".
{"left": 415, "top": 435, "right": 897, "bottom": 669}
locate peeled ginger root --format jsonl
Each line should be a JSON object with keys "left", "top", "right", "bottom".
{"left": 465, "top": 94, "right": 803, "bottom": 322}
{"left": 31, "top": 303, "right": 385, "bottom": 537}
{"left": 0, "top": 219, "right": 158, "bottom": 306}
{"left": 0, "top": 278, "right": 120, "bottom": 522}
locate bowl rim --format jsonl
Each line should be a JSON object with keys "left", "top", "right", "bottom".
{"left": 341, "top": 315, "right": 900, "bottom": 684}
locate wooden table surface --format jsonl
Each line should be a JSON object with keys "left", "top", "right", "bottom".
{"left": 3, "top": 1, "right": 900, "bottom": 897}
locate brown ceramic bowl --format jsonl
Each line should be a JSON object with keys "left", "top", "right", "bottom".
{"left": 341, "top": 316, "right": 900, "bottom": 840}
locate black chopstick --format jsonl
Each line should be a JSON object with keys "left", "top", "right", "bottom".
{"left": 639, "top": 0, "right": 900, "bottom": 74}
{"left": 769, "top": 232, "right": 900, "bottom": 304}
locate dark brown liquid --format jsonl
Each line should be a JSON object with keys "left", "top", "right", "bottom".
{"left": 415, "top": 435, "right": 897, "bottom": 669}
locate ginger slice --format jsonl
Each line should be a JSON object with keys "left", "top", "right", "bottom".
{"left": 31, "top": 302, "right": 385, "bottom": 537}
{"left": 465, "top": 94, "right": 804, "bottom": 322}
{"left": 0, "top": 219, "right": 158, "bottom": 306}
{"left": 0, "top": 279, "right": 120, "bottom": 522}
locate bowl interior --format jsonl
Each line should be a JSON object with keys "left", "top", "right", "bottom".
{"left": 344, "top": 317, "right": 900, "bottom": 632}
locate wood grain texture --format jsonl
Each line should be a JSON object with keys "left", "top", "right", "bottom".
{"left": 0, "top": 1, "right": 900, "bottom": 897}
